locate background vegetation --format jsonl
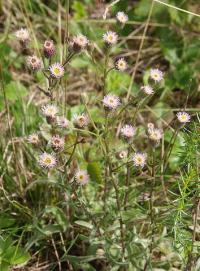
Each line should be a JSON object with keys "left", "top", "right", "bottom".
{"left": 0, "top": 0, "right": 200, "bottom": 270}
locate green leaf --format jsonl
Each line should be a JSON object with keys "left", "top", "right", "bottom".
{"left": 107, "top": 71, "right": 131, "bottom": 95}
{"left": 70, "top": 56, "right": 90, "bottom": 68}
{"left": 74, "top": 220, "right": 93, "bottom": 230}
{"left": 0, "top": 261, "right": 10, "bottom": 271}
{"left": 4, "top": 81, "right": 28, "bottom": 101}
{"left": 0, "top": 214, "right": 16, "bottom": 229}
{"left": 9, "top": 247, "right": 30, "bottom": 265}
{"left": 87, "top": 162, "right": 102, "bottom": 183}
{"left": 72, "top": 1, "right": 87, "bottom": 20}
{"left": 43, "top": 206, "right": 68, "bottom": 231}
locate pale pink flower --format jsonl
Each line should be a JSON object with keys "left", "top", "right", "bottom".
{"left": 103, "top": 31, "right": 118, "bottom": 45}
{"left": 116, "top": 11, "right": 128, "bottom": 24}
{"left": 75, "top": 170, "right": 89, "bottom": 185}
{"left": 150, "top": 68, "right": 163, "bottom": 82}
{"left": 41, "top": 104, "right": 58, "bottom": 118}
{"left": 133, "top": 152, "right": 147, "bottom": 168}
{"left": 176, "top": 112, "right": 191, "bottom": 123}
{"left": 49, "top": 63, "right": 64, "bottom": 78}
{"left": 115, "top": 58, "right": 127, "bottom": 71}
{"left": 102, "top": 94, "right": 120, "bottom": 110}
{"left": 120, "top": 125, "right": 136, "bottom": 139}
{"left": 141, "top": 85, "right": 154, "bottom": 95}
{"left": 38, "top": 153, "right": 56, "bottom": 169}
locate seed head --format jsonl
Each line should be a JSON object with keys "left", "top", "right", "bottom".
{"left": 148, "top": 126, "right": 163, "bottom": 142}
{"left": 38, "top": 153, "right": 57, "bottom": 169}
{"left": 116, "top": 11, "right": 128, "bottom": 24}
{"left": 27, "top": 55, "right": 42, "bottom": 71}
{"left": 57, "top": 116, "right": 70, "bottom": 128}
{"left": 141, "top": 85, "right": 154, "bottom": 95}
{"left": 132, "top": 152, "right": 147, "bottom": 168}
{"left": 103, "top": 31, "right": 118, "bottom": 45}
{"left": 41, "top": 104, "right": 58, "bottom": 118}
{"left": 50, "top": 135, "right": 65, "bottom": 152}
{"left": 75, "top": 170, "right": 89, "bottom": 185}
{"left": 71, "top": 34, "right": 89, "bottom": 53}
{"left": 43, "top": 40, "right": 55, "bottom": 58}
{"left": 73, "top": 113, "right": 89, "bottom": 128}
{"left": 102, "top": 94, "right": 120, "bottom": 110}
{"left": 150, "top": 68, "right": 164, "bottom": 82}
{"left": 15, "top": 28, "right": 30, "bottom": 43}
{"left": 27, "top": 133, "right": 39, "bottom": 145}
{"left": 49, "top": 63, "right": 64, "bottom": 79}
{"left": 115, "top": 58, "right": 127, "bottom": 72}
{"left": 176, "top": 112, "right": 191, "bottom": 124}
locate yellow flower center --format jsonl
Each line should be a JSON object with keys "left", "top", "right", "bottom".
{"left": 79, "top": 175, "right": 84, "bottom": 181}
{"left": 108, "top": 35, "right": 113, "bottom": 41}
{"left": 53, "top": 67, "right": 61, "bottom": 75}
{"left": 181, "top": 115, "right": 186, "bottom": 121}
{"left": 137, "top": 158, "right": 142, "bottom": 163}
{"left": 44, "top": 157, "right": 52, "bottom": 164}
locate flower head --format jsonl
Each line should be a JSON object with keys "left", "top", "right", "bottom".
{"left": 38, "top": 153, "right": 56, "bottom": 169}
{"left": 15, "top": 28, "right": 29, "bottom": 43}
{"left": 50, "top": 135, "right": 65, "bottom": 152}
{"left": 43, "top": 40, "right": 55, "bottom": 58}
{"left": 102, "top": 94, "right": 120, "bottom": 110}
{"left": 75, "top": 170, "right": 89, "bottom": 185}
{"left": 115, "top": 58, "right": 127, "bottom": 72}
{"left": 150, "top": 68, "right": 163, "bottom": 82}
{"left": 27, "top": 55, "right": 42, "bottom": 71}
{"left": 49, "top": 63, "right": 64, "bottom": 79}
{"left": 148, "top": 126, "right": 163, "bottom": 142}
{"left": 141, "top": 85, "right": 154, "bottom": 95}
{"left": 116, "top": 11, "right": 128, "bottom": 24}
{"left": 103, "top": 31, "right": 118, "bottom": 45}
{"left": 27, "top": 133, "right": 39, "bottom": 145}
{"left": 41, "top": 104, "right": 59, "bottom": 118}
{"left": 176, "top": 112, "right": 191, "bottom": 123}
{"left": 72, "top": 34, "right": 89, "bottom": 53}
{"left": 73, "top": 113, "right": 89, "bottom": 128}
{"left": 57, "top": 116, "right": 70, "bottom": 128}
{"left": 133, "top": 152, "right": 147, "bottom": 168}
{"left": 121, "top": 125, "right": 136, "bottom": 139}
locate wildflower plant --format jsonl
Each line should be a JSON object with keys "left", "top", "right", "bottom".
{"left": 1, "top": 2, "right": 199, "bottom": 271}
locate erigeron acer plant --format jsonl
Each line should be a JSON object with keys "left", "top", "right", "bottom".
{"left": 13, "top": 8, "right": 195, "bottom": 271}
